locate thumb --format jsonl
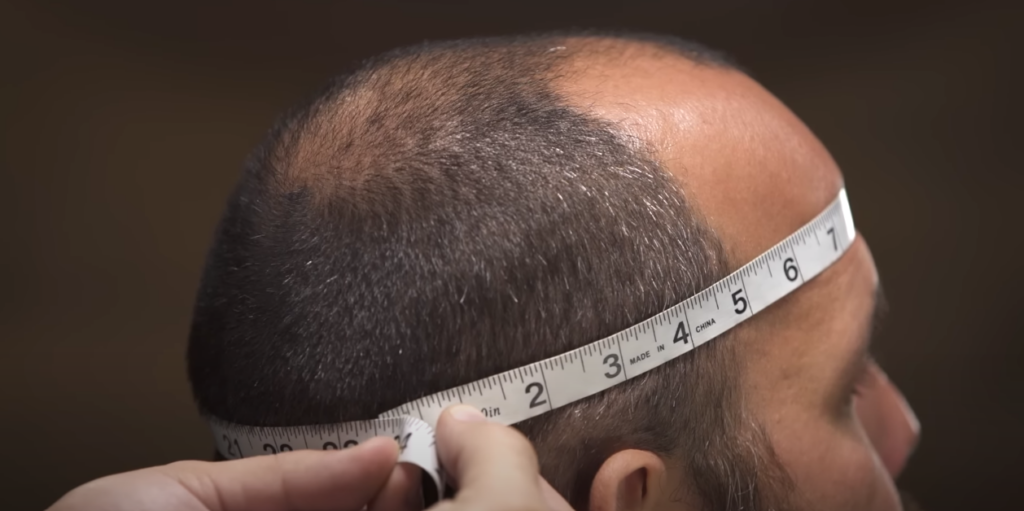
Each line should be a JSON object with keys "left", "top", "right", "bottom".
{"left": 432, "top": 405, "right": 573, "bottom": 511}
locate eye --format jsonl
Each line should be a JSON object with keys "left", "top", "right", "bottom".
{"left": 845, "top": 380, "right": 865, "bottom": 407}
{"left": 844, "top": 356, "right": 873, "bottom": 409}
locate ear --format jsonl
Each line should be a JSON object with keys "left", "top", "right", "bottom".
{"left": 588, "top": 449, "right": 674, "bottom": 511}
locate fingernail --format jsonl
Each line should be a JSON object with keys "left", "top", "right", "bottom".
{"left": 450, "top": 405, "right": 487, "bottom": 422}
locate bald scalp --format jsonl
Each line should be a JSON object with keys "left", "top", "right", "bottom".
{"left": 188, "top": 32, "right": 790, "bottom": 510}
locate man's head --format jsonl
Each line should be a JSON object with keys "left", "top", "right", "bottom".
{"left": 188, "top": 32, "right": 919, "bottom": 510}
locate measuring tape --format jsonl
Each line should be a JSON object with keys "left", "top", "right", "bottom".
{"left": 208, "top": 188, "right": 856, "bottom": 496}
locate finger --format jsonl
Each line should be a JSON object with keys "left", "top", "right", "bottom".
{"left": 369, "top": 462, "right": 424, "bottom": 511}
{"left": 161, "top": 436, "right": 400, "bottom": 511}
{"left": 434, "top": 405, "right": 547, "bottom": 511}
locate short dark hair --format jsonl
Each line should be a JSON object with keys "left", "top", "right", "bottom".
{"left": 188, "top": 32, "right": 789, "bottom": 510}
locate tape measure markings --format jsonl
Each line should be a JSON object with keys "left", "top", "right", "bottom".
{"left": 208, "top": 188, "right": 855, "bottom": 498}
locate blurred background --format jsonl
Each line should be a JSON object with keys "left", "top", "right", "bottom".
{"left": 2, "top": 1, "right": 1020, "bottom": 509}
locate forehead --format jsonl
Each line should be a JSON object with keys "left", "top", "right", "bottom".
{"left": 554, "top": 39, "right": 843, "bottom": 263}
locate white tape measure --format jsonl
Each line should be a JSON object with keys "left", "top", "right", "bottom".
{"left": 208, "top": 188, "right": 857, "bottom": 497}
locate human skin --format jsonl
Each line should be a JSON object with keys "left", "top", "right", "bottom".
{"left": 556, "top": 39, "right": 920, "bottom": 511}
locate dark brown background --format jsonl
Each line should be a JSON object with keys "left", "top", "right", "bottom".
{"left": 2, "top": 1, "right": 1020, "bottom": 510}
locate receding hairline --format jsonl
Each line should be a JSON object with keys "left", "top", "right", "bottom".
{"left": 557, "top": 33, "right": 739, "bottom": 68}
{"left": 543, "top": 34, "right": 742, "bottom": 107}
{"left": 267, "top": 32, "right": 738, "bottom": 196}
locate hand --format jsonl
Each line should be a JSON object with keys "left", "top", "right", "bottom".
{"left": 46, "top": 405, "right": 573, "bottom": 511}
{"left": 46, "top": 436, "right": 405, "bottom": 511}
